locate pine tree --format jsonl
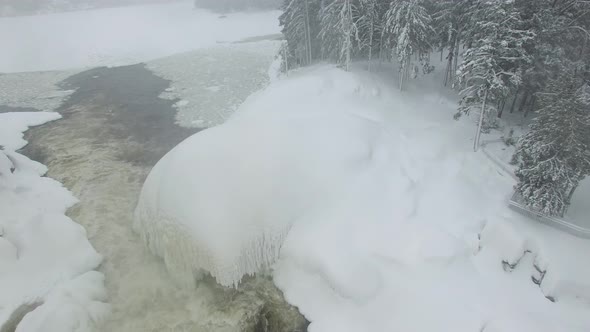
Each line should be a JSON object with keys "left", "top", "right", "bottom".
{"left": 319, "top": 0, "right": 359, "bottom": 71}
{"left": 280, "top": 0, "right": 320, "bottom": 67}
{"left": 514, "top": 69, "right": 590, "bottom": 216}
{"left": 356, "top": 0, "right": 382, "bottom": 71}
{"left": 432, "top": 0, "right": 472, "bottom": 87}
{"left": 456, "top": 0, "right": 534, "bottom": 150}
{"left": 383, "top": 0, "right": 434, "bottom": 90}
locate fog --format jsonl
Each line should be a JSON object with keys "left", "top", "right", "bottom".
{"left": 194, "top": 0, "right": 281, "bottom": 12}
{"left": 0, "top": 0, "right": 174, "bottom": 16}
{"left": 0, "top": 0, "right": 282, "bottom": 16}
{"left": 0, "top": 1, "right": 281, "bottom": 73}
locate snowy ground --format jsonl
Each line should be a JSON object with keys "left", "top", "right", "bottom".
{"left": 0, "top": 1, "right": 280, "bottom": 73}
{"left": 136, "top": 63, "right": 590, "bottom": 332}
{"left": 0, "top": 113, "right": 108, "bottom": 331}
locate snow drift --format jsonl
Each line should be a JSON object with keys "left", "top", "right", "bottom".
{"left": 134, "top": 65, "right": 590, "bottom": 331}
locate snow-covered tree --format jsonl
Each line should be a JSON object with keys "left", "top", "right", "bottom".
{"left": 383, "top": 0, "right": 434, "bottom": 90}
{"left": 514, "top": 70, "right": 590, "bottom": 216}
{"left": 319, "top": 0, "right": 359, "bottom": 71}
{"left": 432, "top": 0, "right": 472, "bottom": 87}
{"left": 280, "top": 0, "right": 320, "bottom": 67}
{"left": 356, "top": 0, "right": 382, "bottom": 71}
{"left": 456, "top": 0, "right": 534, "bottom": 150}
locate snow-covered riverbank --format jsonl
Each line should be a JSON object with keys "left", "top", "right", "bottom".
{"left": 0, "top": 112, "right": 108, "bottom": 331}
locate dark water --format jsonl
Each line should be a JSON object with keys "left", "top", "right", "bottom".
{"left": 25, "top": 64, "right": 199, "bottom": 165}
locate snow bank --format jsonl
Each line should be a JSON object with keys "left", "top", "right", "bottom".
{"left": 0, "top": 1, "right": 281, "bottom": 73}
{"left": 0, "top": 113, "right": 108, "bottom": 331}
{"left": 134, "top": 65, "right": 590, "bottom": 330}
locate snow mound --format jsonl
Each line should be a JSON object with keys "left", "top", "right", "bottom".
{"left": 135, "top": 65, "right": 590, "bottom": 330}
{"left": 134, "top": 67, "right": 390, "bottom": 287}
{"left": 0, "top": 113, "right": 107, "bottom": 331}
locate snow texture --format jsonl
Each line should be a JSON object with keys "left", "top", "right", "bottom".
{"left": 135, "top": 64, "right": 590, "bottom": 331}
{"left": 0, "top": 112, "right": 108, "bottom": 332}
{"left": 0, "top": 1, "right": 281, "bottom": 73}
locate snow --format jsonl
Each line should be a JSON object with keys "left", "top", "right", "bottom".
{"left": 0, "top": 113, "right": 107, "bottom": 331}
{"left": 135, "top": 64, "right": 590, "bottom": 331}
{"left": 0, "top": 1, "right": 281, "bottom": 73}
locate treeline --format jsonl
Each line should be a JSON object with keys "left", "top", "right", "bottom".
{"left": 280, "top": 0, "right": 590, "bottom": 217}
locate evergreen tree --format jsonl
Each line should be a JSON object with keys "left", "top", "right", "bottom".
{"left": 514, "top": 69, "right": 590, "bottom": 216}
{"left": 280, "top": 0, "right": 320, "bottom": 67}
{"left": 319, "top": 0, "right": 359, "bottom": 71}
{"left": 383, "top": 0, "right": 434, "bottom": 90}
{"left": 356, "top": 0, "right": 382, "bottom": 71}
{"left": 456, "top": 0, "right": 534, "bottom": 150}
{"left": 432, "top": 0, "right": 472, "bottom": 87}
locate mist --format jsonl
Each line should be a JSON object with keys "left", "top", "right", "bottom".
{"left": 0, "top": 0, "right": 176, "bottom": 16}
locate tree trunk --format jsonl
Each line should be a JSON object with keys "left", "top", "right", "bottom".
{"left": 444, "top": 45, "right": 454, "bottom": 87}
{"left": 499, "top": 98, "right": 506, "bottom": 118}
{"left": 367, "top": 28, "right": 373, "bottom": 72}
{"left": 452, "top": 33, "right": 460, "bottom": 84}
{"left": 378, "top": 28, "right": 385, "bottom": 66}
{"left": 283, "top": 42, "right": 289, "bottom": 75}
{"left": 344, "top": 0, "right": 352, "bottom": 72}
{"left": 474, "top": 89, "right": 488, "bottom": 152}
{"left": 524, "top": 94, "right": 536, "bottom": 117}
{"left": 399, "top": 64, "right": 405, "bottom": 91}
{"left": 510, "top": 87, "right": 520, "bottom": 113}
{"left": 518, "top": 91, "right": 530, "bottom": 113}
{"left": 304, "top": 0, "right": 312, "bottom": 65}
